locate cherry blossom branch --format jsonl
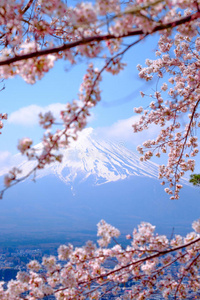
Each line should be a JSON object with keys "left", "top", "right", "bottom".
{"left": 0, "top": 11, "right": 199, "bottom": 67}
{"left": 91, "top": 236, "right": 200, "bottom": 282}
{"left": 41, "top": 240, "right": 200, "bottom": 299}
{"left": 9, "top": 220, "right": 200, "bottom": 300}
{"left": 174, "top": 252, "right": 200, "bottom": 299}
{"left": 173, "top": 99, "right": 200, "bottom": 182}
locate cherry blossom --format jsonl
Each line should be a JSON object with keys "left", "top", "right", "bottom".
{"left": 0, "top": 0, "right": 200, "bottom": 298}
{"left": 0, "top": 219, "right": 200, "bottom": 299}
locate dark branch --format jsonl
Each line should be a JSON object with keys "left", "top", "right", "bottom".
{"left": 0, "top": 11, "right": 199, "bottom": 67}
{"left": 20, "top": 0, "right": 35, "bottom": 14}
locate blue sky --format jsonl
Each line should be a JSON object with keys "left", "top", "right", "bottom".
{"left": 0, "top": 33, "right": 168, "bottom": 172}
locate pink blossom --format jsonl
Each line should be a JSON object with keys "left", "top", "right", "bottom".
{"left": 17, "top": 138, "right": 33, "bottom": 154}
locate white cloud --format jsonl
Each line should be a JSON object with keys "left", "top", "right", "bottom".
{"left": 8, "top": 103, "right": 95, "bottom": 127}
{"left": 96, "top": 115, "right": 160, "bottom": 148}
{"left": 8, "top": 103, "right": 66, "bottom": 126}
{"left": 0, "top": 151, "right": 12, "bottom": 164}
{"left": 0, "top": 151, "right": 14, "bottom": 175}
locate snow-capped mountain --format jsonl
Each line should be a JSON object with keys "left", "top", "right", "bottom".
{"left": 49, "top": 128, "right": 159, "bottom": 185}
{"left": 8, "top": 128, "right": 159, "bottom": 186}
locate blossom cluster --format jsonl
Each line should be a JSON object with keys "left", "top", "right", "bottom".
{"left": 0, "top": 219, "right": 200, "bottom": 299}
{"left": 0, "top": 113, "right": 7, "bottom": 134}
{"left": 133, "top": 6, "right": 200, "bottom": 198}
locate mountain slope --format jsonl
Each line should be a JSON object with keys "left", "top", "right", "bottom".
{"left": 12, "top": 128, "right": 159, "bottom": 185}
{"left": 0, "top": 128, "right": 196, "bottom": 246}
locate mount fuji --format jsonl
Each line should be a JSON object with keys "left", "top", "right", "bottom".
{"left": 0, "top": 128, "right": 199, "bottom": 246}
{"left": 8, "top": 127, "right": 159, "bottom": 185}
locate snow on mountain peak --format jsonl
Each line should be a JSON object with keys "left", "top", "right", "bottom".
{"left": 37, "top": 128, "right": 159, "bottom": 185}
{"left": 0, "top": 128, "right": 160, "bottom": 186}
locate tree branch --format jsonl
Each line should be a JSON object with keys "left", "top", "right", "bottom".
{"left": 20, "top": 0, "right": 35, "bottom": 14}
{"left": 0, "top": 11, "right": 199, "bottom": 67}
